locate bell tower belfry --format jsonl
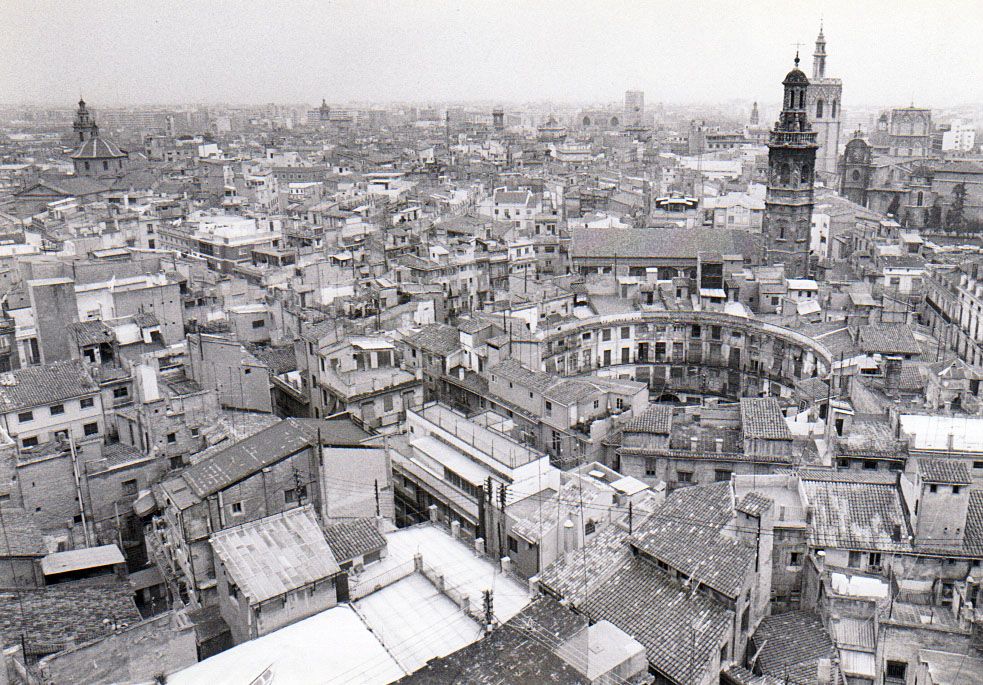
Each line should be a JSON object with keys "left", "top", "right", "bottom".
{"left": 763, "top": 53, "right": 818, "bottom": 279}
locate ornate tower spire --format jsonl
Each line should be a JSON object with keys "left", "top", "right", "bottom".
{"left": 72, "top": 97, "right": 99, "bottom": 143}
{"left": 813, "top": 24, "right": 827, "bottom": 79}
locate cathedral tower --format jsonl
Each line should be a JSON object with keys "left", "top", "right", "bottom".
{"left": 763, "top": 53, "right": 818, "bottom": 279}
{"left": 805, "top": 26, "right": 843, "bottom": 175}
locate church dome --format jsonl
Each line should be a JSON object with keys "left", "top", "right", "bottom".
{"left": 70, "top": 136, "right": 127, "bottom": 160}
{"left": 783, "top": 67, "right": 809, "bottom": 85}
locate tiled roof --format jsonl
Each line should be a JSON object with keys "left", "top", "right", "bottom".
{"left": 571, "top": 227, "right": 759, "bottom": 260}
{"left": 542, "top": 379, "right": 596, "bottom": 403}
{"left": 250, "top": 345, "right": 297, "bottom": 375}
{"left": 68, "top": 320, "right": 115, "bottom": 347}
{"left": 582, "top": 557, "right": 731, "bottom": 684}
{"left": 630, "top": 482, "right": 755, "bottom": 598}
{"left": 323, "top": 517, "right": 386, "bottom": 564}
{"left": 737, "top": 492, "right": 774, "bottom": 517}
{"left": 406, "top": 324, "right": 460, "bottom": 357}
{"left": 740, "top": 398, "right": 793, "bottom": 441}
{"left": 752, "top": 611, "right": 835, "bottom": 685}
{"left": 0, "top": 360, "right": 99, "bottom": 413}
{"left": 624, "top": 404, "right": 673, "bottom": 434}
{"left": 801, "top": 478, "right": 912, "bottom": 552}
{"left": 959, "top": 491, "right": 983, "bottom": 557}
{"left": 857, "top": 324, "right": 921, "bottom": 356}
{"left": 70, "top": 136, "right": 127, "bottom": 160}
{"left": 490, "top": 358, "right": 554, "bottom": 394}
{"left": 182, "top": 418, "right": 367, "bottom": 499}
{"left": 919, "top": 458, "right": 972, "bottom": 485}
{"left": 396, "top": 596, "right": 590, "bottom": 685}
{"left": 539, "top": 520, "right": 634, "bottom": 603}
{"left": 210, "top": 506, "right": 340, "bottom": 605}
{"left": 0, "top": 580, "right": 141, "bottom": 652}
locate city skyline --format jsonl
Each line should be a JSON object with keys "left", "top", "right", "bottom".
{"left": 3, "top": 0, "right": 982, "bottom": 108}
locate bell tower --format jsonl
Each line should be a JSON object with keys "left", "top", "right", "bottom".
{"left": 72, "top": 98, "right": 98, "bottom": 143}
{"left": 763, "top": 53, "right": 818, "bottom": 279}
{"left": 806, "top": 25, "right": 843, "bottom": 175}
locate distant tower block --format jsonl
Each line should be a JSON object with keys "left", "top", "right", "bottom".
{"left": 492, "top": 108, "right": 504, "bottom": 130}
{"left": 624, "top": 90, "right": 645, "bottom": 126}
{"left": 763, "top": 53, "right": 818, "bottom": 279}
{"left": 805, "top": 25, "right": 843, "bottom": 175}
{"left": 750, "top": 102, "right": 760, "bottom": 126}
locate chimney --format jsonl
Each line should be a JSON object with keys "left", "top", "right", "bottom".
{"left": 428, "top": 504, "right": 438, "bottom": 523}
{"left": 474, "top": 537, "right": 485, "bottom": 555}
{"left": 529, "top": 575, "right": 541, "bottom": 594}
{"left": 817, "top": 658, "right": 832, "bottom": 685}
{"left": 500, "top": 556, "right": 511, "bottom": 574}
{"left": 451, "top": 520, "right": 461, "bottom": 538}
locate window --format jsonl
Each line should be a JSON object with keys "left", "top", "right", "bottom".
{"left": 620, "top": 326, "right": 630, "bottom": 339}
{"left": 886, "top": 661, "right": 907, "bottom": 682}
{"left": 170, "top": 455, "right": 184, "bottom": 470}
{"left": 252, "top": 319, "right": 265, "bottom": 329}
{"left": 585, "top": 520, "right": 596, "bottom": 535}
{"left": 848, "top": 551, "right": 862, "bottom": 568}
{"left": 868, "top": 552, "right": 882, "bottom": 568}
{"left": 167, "top": 432, "right": 177, "bottom": 444}
{"left": 21, "top": 436, "right": 38, "bottom": 448}
{"left": 715, "top": 470, "right": 732, "bottom": 483}
{"left": 113, "top": 387, "right": 129, "bottom": 399}
{"left": 677, "top": 470, "right": 693, "bottom": 484}
{"left": 691, "top": 325, "right": 701, "bottom": 339}
{"left": 508, "top": 536, "right": 519, "bottom": 553}
{"left": 50, "top": 404, "right": 65, "bottom": 416}
{"left": 953, "top": 486, "right": 962, "bottom": 495}
{"left": 545, "top": 401, "right": 552, "bottom": 412}
{"left": 593, "top": 400, "right": 600, "bottom": 409}
{"left": 231, "top": 501, "right": 243, "bottom": 515}
{"left": 17, "top": 411, "right": 33, "bottom": 423}
{"left": 83, "top": 422, "right": 99, "bottom": 436}
{"left": 80, "top": 397, "right": 95, "bottom": 409}
{"left": 862, "top": 460, "right": 877, "bottom": 470}
{"left": 930, "top": 484, "right": 938, "bottom": 493}
{"left": 121, "top": 479, "right": 138, "bottom": 496}
{"left": 789, "top": 551, "right": 802, "bottom": 567}
{"left": 602, "top": 329, "right": 612, "bottom": 342}
{"left": 740, "top": 606, "right": 750, "bottom": 633}
{"left": 645, "top": 459, "right": 657, "bottom": 477}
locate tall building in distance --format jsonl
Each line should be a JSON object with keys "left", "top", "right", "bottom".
{"left": 749, "top": 101, "right": 759, "bottom": 126}
{"left": 804, "top": 26, "right": 842, "bottom": 176}
{"left": 763, "top": 54, "right": 818, "bottom": 278}
{"left": 624, "top": 90, "right": 644, "bottom": 126}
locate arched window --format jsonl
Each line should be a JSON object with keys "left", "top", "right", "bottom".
{"left": 831, "top": 100, "right": 838, "bottom": 118}
{"left": 582, "top": 116, "right": 591, "bottom": 127}
{"left": 816, "top": 99, "right": 824, "bottom": 119}
{"left": 102, "top": 160, "right": 109, "bottom": 171}
{"left": 84, "top": 161, "right": 90, "bottom": 171}
{"left": 610, "top": 116, "right": 619, "bottom": 126}
{"left": 798, "top": 90, "right": 805, "bottom": 109}
{"left": 852, "top": 170, "right": 861, "bottom": 181}
{"left": 779, "top": 163, "right": 791, "bottom": 185}
{"left": 917, "top": 191, "right": 924, "bottom": 207}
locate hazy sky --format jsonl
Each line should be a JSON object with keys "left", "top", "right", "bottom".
{"left": 3, "top": 0, "right": 981, "bottom": 108}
